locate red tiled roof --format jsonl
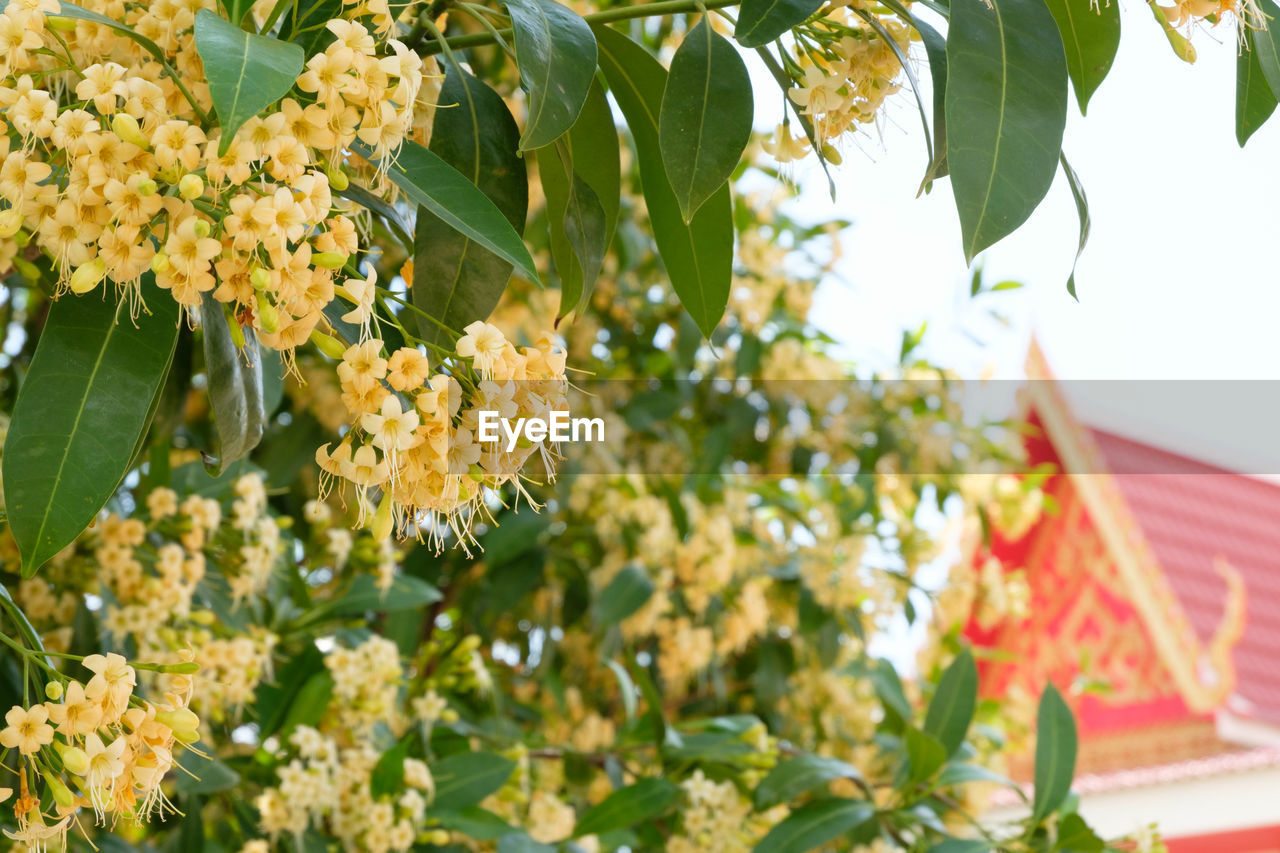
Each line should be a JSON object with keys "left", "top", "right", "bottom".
{"left": 1088, "top": 428, "right": 1280, "bottom": 726}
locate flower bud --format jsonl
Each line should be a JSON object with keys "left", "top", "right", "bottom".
{"left": 0, "top": 208, "right": 23, "bottom": 238}
{"left": 370, "top": 490, "right": 394, "bottom": 542}
{"left": 820, "top": 142, "right": 843, "bottom": 166}
{"left": 250, "top": 267, "right": 272, "bottom": 291}
{"left": 178, "top": 174, "right": 204, "bottom": 200}
{"left": 44, "top": 681, "right": 64, "bottom": 701}
{"left": 426, "top": 831, "right": 451, "bottom": 846}
{"left": 43, "top": 773, "right": 76, "bottom": 809}
{"left": 151, "top": 252, "right": 170, "bottom": 274}
{"left": 13, "top": 258, "right": 40, "bottom": 281}
{"left": 156, "top": 707, "right": 200, "bottom": 733}
{"left": 135, "top": 175, "right": 158, "bottom": 196}
{"left": 190, "top": 610, "right": 216, "bottom": 626}
{"left": 192, "top": 219, "right": 211, "bottom": 238}
{"left": 325, "top": 163, "right": 350, "bottom": 191}
{"left": 69, "top": 258, "right": 108, "bottom": 294}
{"left": 160, "top": 660, "right": 202, "bottom": 674}
{"left": 311, "top": 251, "right": 348, "bottom": 270}
{"left": 309, "top": 329, "right": 347, "bottom": 359}
{"left": 174, "top": 728, "right": 199, "bottom": 744}
{"left": 111, "top": 113, "right": 149, "bottom": 149}
{"left": 13, "top": 228, "right": 30, "bottom": 247}
{"left": 47, "top": 14, "right": 78, "bottom": 31}
{"left": 256, "top": 294, "right": 280, "bottom": 334}
{"left": 58, "top": 745, "right": 89, "bottom": 776}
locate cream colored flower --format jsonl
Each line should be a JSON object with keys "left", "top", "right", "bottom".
{"left": 0, "top": 704, "right": 54, "bottom": 754}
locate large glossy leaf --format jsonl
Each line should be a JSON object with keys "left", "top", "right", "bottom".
{"left": 357, "top": 136, "right": 538, "bottom": 286}
{"left": 923, "top": 649, "right": 977, "bottom": 757}
{"left": 753, "top": 755, "right": 862, "bottom": 809}
{"left": 595, "top": 25, "right": 733, "bottom": 338}
{"left": 595, "top": 564, "right": 654, "bottom": 625}
{"left": 199, "top": 294, "right": 265, "bottom": 475}
{"left": 573, "top": 778, "right": 681, "bottom": 837}
{"left": 408, "top": 69, "right": 529, "bottom": 347}
{"left": 4, "top": 281, "right": 179, "bottom": 576}
{"left": 193, "top": 10, "right": 303, "bottom": 155}
{"left": 916, "top": 18, "right": 949, "bottom": 190}
{"left": 506, "top": 0, "right": 597, "bottom": 149}
{"left": 432, "top": 752, "right": 517, "bottom": 811}
{"left": 735, "top": 0, "right": 824, "bottom": 47}
{"left": 1031, "top": 684, "right": 1077, "bottom": 822}
{"left": 1247, "top": 0, "right": 1280, "bottom": 111}
{"left": 659, "top": 17, "right": 753, "bottom": 223}
{"left": 538, "top": 79, "right": 620, "bottom": 320}
{"left": 1060, "top": 153, "right": 1090, "bottom": 300}
{"left": 946, "top": 0, "right": 1068, "bottom": 262}
{"left": 1237, "top": 27, "right": 1278, "bottom": 146}
{"left": 752, "top": 798, "right": 874, "bottom": 853}
{"left": 1043, "top": 0, "right": 1119, "bottom": 115}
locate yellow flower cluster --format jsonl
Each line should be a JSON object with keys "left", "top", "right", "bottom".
{"left": 667, "top": 769, "right": 786, "bottom": 852}
{"left": 0, "top": 653, "right": 200, "bottom": 849}
{"left": 763, "top": 7, "right": 910, "bottom": 164}
{"left": 316, "top": 323, "right": 570, "bottom": 550}
{"left": 0, "top": 0, "right": 435, "bottom": 356}
{"left": 256, "top": 725, "right": 438, "bottom": 852}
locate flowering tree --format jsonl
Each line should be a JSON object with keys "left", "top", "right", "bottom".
{"left": 0, "top": 0, "right": 1245, "bottom": 846}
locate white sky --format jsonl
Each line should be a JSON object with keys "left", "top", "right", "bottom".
{"left": 753, "top": 5, "right": 1280, "bottom": 382}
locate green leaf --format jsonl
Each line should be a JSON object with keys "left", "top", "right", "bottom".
{"left": 924, "top": 649, "right": 977, "bottom": 757}
{"left": 927, "top": 841, "right": 992, "bottom": 853}
{"left": 735, "top": 0, "right": 824, "bottom": 47}
{"left": 506, "top": 0, "right": 598, "bottom": 149}
{"left": 754, "top": 755, "right": 863, "bottom": 810}
{"left": 574, "top": 778, "right": 681, "bottom": 837}
{"left": 915, "top": 18, "right": 949, "bottom": 191}
{"left": 408, "top": 68, "right": 530, "bottom": 347}
{"left": 435, "top": 807, "right": 517, "bottom": 840}
{"left": 867, "top": 658, "right": 912, "bottom": 723}
{"left": 1031, "top": 684, "right": 1077, "bottom": 823}
{"left": 4, "top": 281, "right": 179, "bottom": 577}
{"left": 199, "top": 295, "right": 265, "bottom": 475}
{"left": 254, "top": 643, "right": 324, "bottom": 737}
{"left": 176, "top": 747, "right": 241, "bottom": 795}
{"left": 936, "top": 762, "right": 1019, "bottom": 790}
{"left": 659, "top": 17, "right": 753, "bottom": 223}
{"left": 538, "top": 78, "right": 620, "bottom": 320}
{"left": 1043, "top": 0, "right": 1119, "bottom": 115}
{"left": 193, "top": 9, "right": 303, "bottom": 155}
{"left": 1249, "top": 0, "right": 1280, "bottom": 98}
{"left": 752, "top": 798, "right": 874, "bottom": 853}
{"left": 370, "top": 739, "right": 411, "bottom": 798}
{"left": 432, "top": 752, "right": 517, "bottom": 811}
{"left": 1057, "top": 813, "right": 1105, "bottom": 852}
{"left": 1059, "top": 153, "right": 1090, "bottom": 300}
{"left": 905, "top": 727, "right": 948, "bottom": 787}
{"left": 945, "top": 0, "right": 1068, "bottom": 262}
{"left": 1237, "top": 27, "right": 1278, "bottom": 146}
{"left": 595, "top": 564, "right": 654, "bottom": 625}
{"left": 328, "top": 574, "right": 443, "bottom": 616}
{"left": 605, "top": 659, "right": 638, "bottom": 721}
{"left": 497, "top": 835, "right": 556, "bottom": 853}
{"left": 595, "top": 25, "right": 733, "bottom": 338}
{"left": 280, "top": 671, "right": 334, "bottom": 734}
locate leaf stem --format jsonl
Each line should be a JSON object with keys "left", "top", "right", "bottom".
{"left": 417, "top": 0, "right": 740, "bottom": 55}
